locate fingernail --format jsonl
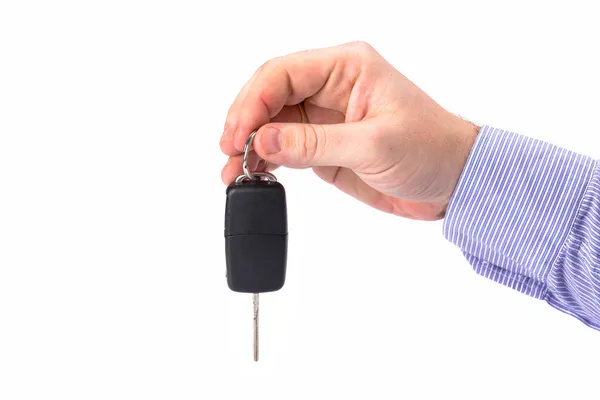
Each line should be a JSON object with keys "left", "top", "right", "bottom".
{"left": 221, "top": 128, "right": 229, "bottom": 141}
{"left": 261, "top": 127, "right": 282, "bottom": 154}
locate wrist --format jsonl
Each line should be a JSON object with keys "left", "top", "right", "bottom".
{"left": 441, "top": 121, "right": 480, "bottom": 216}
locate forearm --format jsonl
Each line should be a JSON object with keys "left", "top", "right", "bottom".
{"left": 444, "top": 125, "right": 600, "bottom": 330}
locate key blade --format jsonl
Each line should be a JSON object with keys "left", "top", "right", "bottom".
{"left": 253, "top": 293, "right": 259, "bottom": 362}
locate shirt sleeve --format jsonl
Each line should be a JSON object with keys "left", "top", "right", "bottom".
{"left": 443, "top": 125, "right": 600, "bottom": 330}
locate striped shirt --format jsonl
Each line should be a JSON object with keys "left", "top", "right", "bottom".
{"left": 444, "top": 125, "right": 600, "bottom": 331}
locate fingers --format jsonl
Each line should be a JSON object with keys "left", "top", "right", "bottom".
{"left": 221, "top": 104, "right": 345, "bottom": 183}
{"left": 220, "top": 102, "right": 344, "bottom": 156}
{"left": 252, "top": 120, "right": 377, "bottom": 170}
{"left": 223, "top": 43, "right": 366, "bottom": 154}
{"left": 313, "top": 166, "right": 391, "bottom": 213}
{"left": 312, "top": 167, "right": 417, "bottom": 219}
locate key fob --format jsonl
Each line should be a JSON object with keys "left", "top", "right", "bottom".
{"left": 224, "top": 177, "right": 288, "bottom": 293}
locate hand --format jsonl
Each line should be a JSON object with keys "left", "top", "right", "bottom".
{"left": 219, "top": 41, "right": 479, "bottom": 221}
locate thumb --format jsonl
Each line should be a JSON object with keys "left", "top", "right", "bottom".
{"left": 253, "top": 121, "right": 376, "bottom": 169}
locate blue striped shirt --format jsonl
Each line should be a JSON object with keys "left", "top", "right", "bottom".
{"left": 444, "top": 125, "right": 600, "bottom": 331}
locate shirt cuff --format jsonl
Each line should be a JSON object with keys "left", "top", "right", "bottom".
{"left": 443, "top": 125, "right": 596, "bottom": 299}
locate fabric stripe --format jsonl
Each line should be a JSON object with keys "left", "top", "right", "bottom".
{"left": 443, "top": 125, "right": 599, "bottom": 330}
{"left": 546, "top": 172, "right": 600, "bottom": 330}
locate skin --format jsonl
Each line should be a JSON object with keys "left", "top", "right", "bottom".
{"left": 219, "top": 41, "right": 480, "bottom": 221}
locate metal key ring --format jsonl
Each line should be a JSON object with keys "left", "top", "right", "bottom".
{"left": 242, "top": 130, "right": 261, "bottom": 180}
{"left": 241, "top": 102, "right": 308, "bottom": 181}
{"left": 235, "top": 171, "right": 277, "bottom": 183}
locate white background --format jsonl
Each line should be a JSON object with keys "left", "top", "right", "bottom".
{"left": 1, "top": 1, "right": 599, "bottom": 399}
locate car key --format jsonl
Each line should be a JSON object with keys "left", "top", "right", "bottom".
{"left": 224, "top": 131, "right": 288, "bottom": 362}
{"left": 224, "top": 102, "right": 307, "bottom": 361}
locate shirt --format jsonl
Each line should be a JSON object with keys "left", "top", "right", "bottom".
{"left": 443, "top": 125, "right": 600, "bottom": 331}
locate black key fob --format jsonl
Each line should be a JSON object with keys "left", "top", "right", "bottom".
{"left": 225, "top": 106, "right": 307, "bottom": 361}
{"left": 224, "top": 175, "right": 288, "bottom": 293}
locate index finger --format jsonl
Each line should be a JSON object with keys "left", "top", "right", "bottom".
{"left": 224, "top": 43, "right": 361, "bottom": 154}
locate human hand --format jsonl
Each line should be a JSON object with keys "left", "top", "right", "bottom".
{"left": 219, "top": 41, "right": 479, "bottom": 221}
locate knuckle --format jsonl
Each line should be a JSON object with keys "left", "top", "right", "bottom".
{"left": 261, "top": 59, "right": 273, "bottom": 71}
{"left": 255, "top": 60, "right": 272, "bottom": 78}
{"left": 348, "top": 40, "right": 376, "bottom": 55}
{"left": 366, "top": 125, "right": 390, "bottom": 154}
{"left": 259, "top": 56, "right": 282, "bottom": 75}
{"left": 295, "top": 124, "right": 324, "bottom": 163}
{"left": 342, "top": 41, "right": 380, "bottom": 74}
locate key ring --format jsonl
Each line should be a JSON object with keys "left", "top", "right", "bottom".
{"left": 240, "top": 102, "right": 308, "bottom": 181}
{"left": 241, "top": 130, "right": 261, "bottom": 180}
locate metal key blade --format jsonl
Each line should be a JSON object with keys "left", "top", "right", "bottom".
{"left": 253, "top": 293, "right": 259, "bottom": 361}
